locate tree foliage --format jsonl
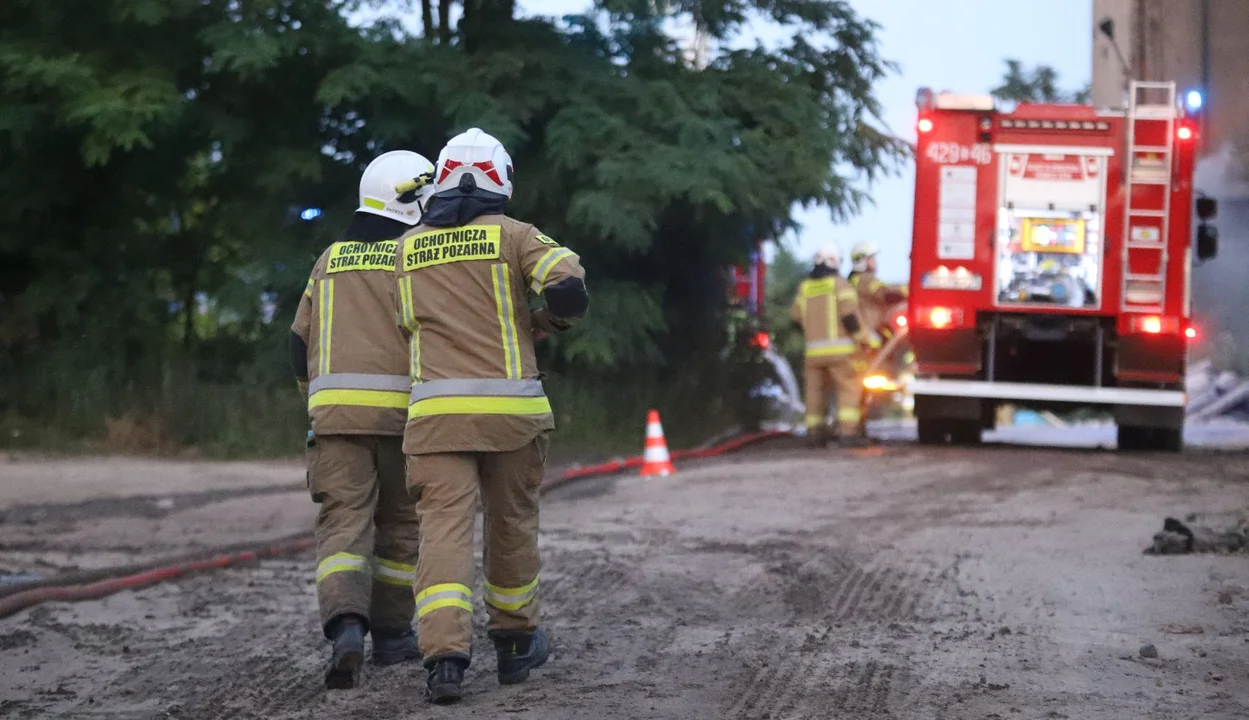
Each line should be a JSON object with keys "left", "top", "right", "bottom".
{"left": 991, "top": 59, "right": 1091, "bottom": 105}
{"left": 0, "top": 0, "right": 903, "bottom": 451}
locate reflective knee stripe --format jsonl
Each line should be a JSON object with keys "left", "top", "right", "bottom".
{"left": 838, "top": 406, "right": 861, "bottom": 422}
{"left": 484, "top": 576, "right": 538, "bottom": 612}
{"left": 408, "top": 378, "right": 550, "bottom": 419}
{"left": 491, "top": 264, "right": 521, "bottom": 379}
{"left": 318, "top": 278, "right": 336, "bottom": 376}
{"left": 804, "top": 413, "right": 824, "bottom": 428}
{"left": 373, "top": 557, "right": 417, "bottom": 588}
{"left": 805, "top": 339, "right": 855, "bottom": 357}
{"left": 415, "top": 583, "right": 473, "bottom": 617}
{"left": 317, "top": 552, "right": 368, "bottom": 583}
{"left": 529, "top": 248, "right": 575, "bottom": 292}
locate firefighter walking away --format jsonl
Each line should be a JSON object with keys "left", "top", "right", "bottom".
{"left": 790, "top": 246, "right": 872, "bottom": 448}
{"left": 395, "top": 128, "right": 589, "bottom": 704}
{"left": 291, "top": 151, "right": 435, "bottom": 689}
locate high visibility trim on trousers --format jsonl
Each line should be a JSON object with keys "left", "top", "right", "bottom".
{"left": 318, "top": 278, "right": 336, "bottom": 376}
{"left": 407, "top": 395, "right": 552, "bottom": 419}
{"left": 374, "top": 557, "right": 417, "bottom": 588}
{"left": 529, "top": 248, "right": 575, "bottom": 293}
{"left": 316, "top": 551, "right": 367, "bottom": 583}
{"left": 805, "top": 339, "right": 856, "bottom": 357}
{"left": 415, "top": 583, "right": 473, "bottom": 618}
{"left": 838, "top": 406, "right": 862, "bottom": 422}
{"left": 805, "top": 413, "right": 825, "bottom": 428}
{"left": 492, "top": 264, "right": 522, "bottom": 380}
{"left": 309, "top": 389, "right": 410, "bottom": 410}
{"left": 309, "top": 373, "right": 411, "bottom": 394}
{"left": 408, "top": 378, "right": 545, "bottom": 403}
{"left": 484, "top": 576, "right": 539, "bottom": 612}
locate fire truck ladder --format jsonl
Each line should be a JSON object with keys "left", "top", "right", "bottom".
{"left": 1120, "top": 80, "right": 1176, "bottom": 314}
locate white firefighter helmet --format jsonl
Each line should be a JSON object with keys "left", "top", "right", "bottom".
{"left": 357, "top": 150, "right": 436, "bottom": 225}
{"left": 813, "top": 245, "right": 841, "bottom": 271}
{"left": 851, "top": 241, "right": 879, "bottom": 272}
{"left": 433, "top": 127, "right": 514, "bottom": 198}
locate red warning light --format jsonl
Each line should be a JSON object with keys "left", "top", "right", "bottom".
{"left": 917, "top": 118, "right": 934, "bottom": 134}
{"left": 1177, "top": 125, "right": 1194, "bottom": 141}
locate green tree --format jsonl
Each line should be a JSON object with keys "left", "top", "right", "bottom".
{"left": 992, "top": 59, "right": 1091, "bottom": 104}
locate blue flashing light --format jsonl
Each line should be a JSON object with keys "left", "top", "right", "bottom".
{"left": 300, "top": 207, "right": 323, "bottom": 221}
{"left": 1185, "top": 89, "right": 1203, "bottom": 111}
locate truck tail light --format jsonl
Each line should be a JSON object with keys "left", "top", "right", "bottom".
{"left": 1177, "top": 124, "right": 1194, "bottom": 141}
{"left": 1185, "top": 325, "right": 1198, "bottom": 340}
{"left": 1130, "top": 315, "right": 1180, "bottom": 335}
{"left": 917, "top": 117, "right": 934, "bottom": 133}
{"left": 915, "top": 306, "right": 962, "bottom": 330}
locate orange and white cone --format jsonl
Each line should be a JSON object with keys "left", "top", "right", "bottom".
{"left": 640, "top": 409, "right": 676, "bottom": 477}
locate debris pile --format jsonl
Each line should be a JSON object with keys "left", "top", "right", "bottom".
{"left": 1186, "top": 360, "right": 1249, "bottom": 421}
{"left": 1145, "top": 515, "right": 1248, "bottom": 555}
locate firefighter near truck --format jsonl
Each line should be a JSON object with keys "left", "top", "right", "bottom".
{"left": 906, "top": 81, "right": 1218, "bottom": 452}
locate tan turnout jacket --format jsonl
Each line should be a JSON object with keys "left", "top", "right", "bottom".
{"left": 790, "top": 275, "right": 867, "bottom": 365}
{"left": 393, "top": 214, "right": 585, "bottom": 455}
{"left": 292, "top": 239, "right": 410, "bottom": 436}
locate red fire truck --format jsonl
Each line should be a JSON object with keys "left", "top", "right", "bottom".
{"left": 906, "top": 81, "right": 1218, "bottom": 451}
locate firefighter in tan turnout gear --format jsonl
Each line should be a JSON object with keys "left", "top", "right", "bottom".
{"left": 394, "top": 128, "right": 589, "bottom": 704}
{"left": 291, "top": 151, "right": 435, "bottom": 690}
{"left": 848, "top": 241, "right": 907, "bottom": 343}
{"left": 790, "top": 246, "right": 872, "bottom": 447}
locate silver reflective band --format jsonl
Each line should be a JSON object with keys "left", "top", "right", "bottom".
{"left": 309, "top": 373, "right": 411, "bottom": 394}
{"left": 409, "top": 378, "right": 545, "bottom": 404}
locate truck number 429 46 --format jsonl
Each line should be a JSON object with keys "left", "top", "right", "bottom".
{"left": 926, "top": 142, "right": 993, "bottom": 165}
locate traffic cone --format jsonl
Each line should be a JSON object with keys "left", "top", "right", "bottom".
{"left": 640, "top": 409, "right": 676, "bottom": 477}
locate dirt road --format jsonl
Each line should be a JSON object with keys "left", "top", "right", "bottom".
{"left": 2, "top": 443, "right": 1248, "bottom": 719}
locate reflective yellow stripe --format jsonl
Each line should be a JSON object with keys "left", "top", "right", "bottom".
{"left": 309, "top": 389, "right": 410, "bottom": 409}
{"left": 837, "top": 290, "right": 858, "bottom": 302}
{"left": 484, "top": 576, "right": 539, "bottom": 612}
{"left": 415, "top": 583, "right": 473, "bottom": 618}
{"left": 805, "top": 344, "right": 856, "bottom": 358}
{"left": 801, "top": 278, "right": 837, "bottom": 298}
{"left": 374, "top": 557, "right": 417, "bottom": 588}
{"left": 804, "top": 414, "right": 824, "bottom": 428}
{"left": 410, "top": 329, "right": 422, "bottom": 384}
{"left": 492, "top": 264, "right": 521, "bottom": 379}
{"left": 838, "top": 406, "right": 861, "bottom": 422}
{"left": 318, "top": 278, "right": 335, "bottom": 376}
{"left": 407, "top": 395, "right": 552, "bottom": 419}
{"left": 529, "top": 248, "right": 574, "bottom": 292}
{"left": 303, "top": 277, "right": 315, "bottom": 298}
{"left": 316, "top": 552, "right": 367, "bottom": 583}
{"left": 398, "top": 276, "right": 417, "bottom": 332}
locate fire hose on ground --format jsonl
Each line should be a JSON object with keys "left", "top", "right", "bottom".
{"left": 0, "top": 429, "right": 791, "bottom": 620}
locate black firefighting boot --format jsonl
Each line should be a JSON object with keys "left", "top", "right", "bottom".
{"left": 491, "top": 628, "right": 550, "bottom": 686}
{"left": 371, "top": 628, "right": 420, "bottom": 666}
{"left": 804, "top": 425, "right": 829, "bottom": 449}
{"left": 425, "top": 656, "right": 469, "bottom": 704}
{"left": 324, "top": 614, "right": 366, "bottom": 690}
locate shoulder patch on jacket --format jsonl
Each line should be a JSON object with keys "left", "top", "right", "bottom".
{"left": 535, "top": 232, "right": 560, "bottom": 247}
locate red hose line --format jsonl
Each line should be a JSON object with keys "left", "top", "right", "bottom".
{"left": 0, "top": 429, "right": 789, "bottom": 619}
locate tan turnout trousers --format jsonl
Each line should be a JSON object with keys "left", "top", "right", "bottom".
{"left": 803, "top": 358, "right": 863, "bottom": 436}
{"left": 406, "top": 436, "right": 548, "bottom": 660}
{"left": 307, "top": 435, "right": 420, "bottom": 635}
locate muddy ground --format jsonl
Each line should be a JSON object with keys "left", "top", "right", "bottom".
{"left": 1, "top": 442, "right": 1248, "bottom": 719}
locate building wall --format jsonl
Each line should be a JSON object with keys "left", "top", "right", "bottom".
{"left": 1092, "top": 0, "right": 1249, "bottom": 352}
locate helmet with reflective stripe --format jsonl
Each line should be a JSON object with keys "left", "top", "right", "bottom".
{"left": 813, "top": 245, "right": 841, "bottom": 271}
{"left": 434, "top": 127, "right": 514, "bottom": 198}
{"left": 358, "top": 150, "right": 436, "bottom": 225}
{"left": 850, "top": 241, "right": 878, "bottom": 272}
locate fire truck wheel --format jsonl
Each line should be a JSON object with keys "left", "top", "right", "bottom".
{"left": 917, "top": 418, "right": 982, "bottom": 445}
{"left": 1118, "top": 425, "right": 1182, "bottom": 453}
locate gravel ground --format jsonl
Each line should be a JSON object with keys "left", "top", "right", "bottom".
{"left": 1, "top": 441, "right": 1248, "bottom": 719}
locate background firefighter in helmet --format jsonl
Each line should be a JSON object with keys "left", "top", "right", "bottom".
{"left": 393, "top": 128, "right": 588, "bottom": 704}
{"left": 790, "top": 247, "right": 872, "bottom": 447}
{"left": 847, "top": 241, "right": 908, "bottom": 343}
{"left": 290, "top": 151, "right": 435, "bottom": 690}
